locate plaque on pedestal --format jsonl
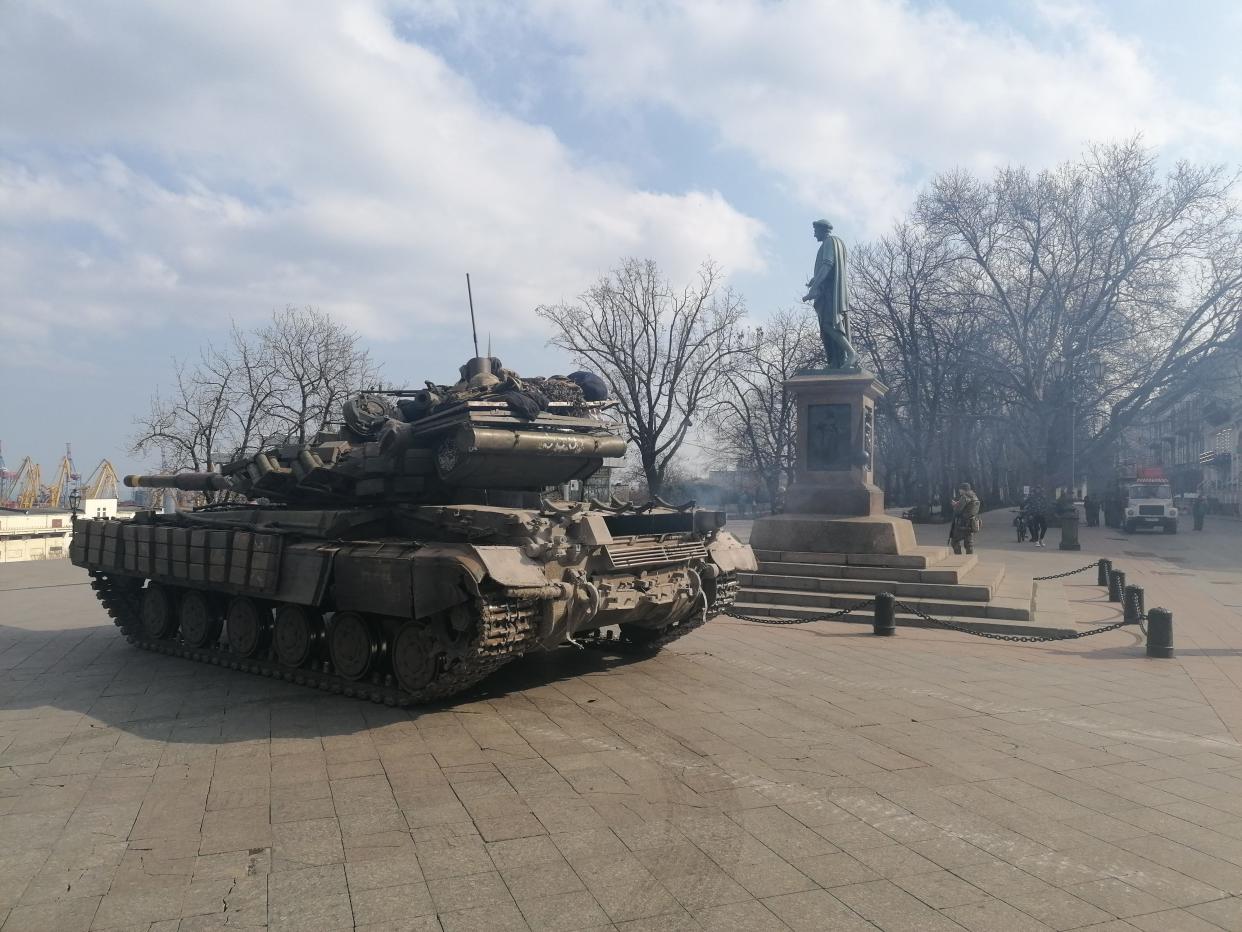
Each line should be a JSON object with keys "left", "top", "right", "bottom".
{"left": 750, "top": 370, "right": 918, "bottom": 555}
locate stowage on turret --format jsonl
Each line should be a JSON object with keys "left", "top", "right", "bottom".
{"left": 72, "top": 357, "right": 756, "bottom": 705}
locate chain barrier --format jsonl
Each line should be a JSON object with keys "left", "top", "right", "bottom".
{"left": 894, "top": 598, "right": 1140, "bottom": 643}
{"left": 1032, "top": 561, "right": 1103, "bottom": 581}
{"left": 726, "top": 559, "right": 1144, "bottom": 644}
{"left": 718, "top": 598, "right": 873, "bottom": 626}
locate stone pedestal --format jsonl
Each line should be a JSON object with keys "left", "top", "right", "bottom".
{"left": 1058, "top": 510, "right": 1081, "bottom": 551}
{"left": 751, "top": 370, "right": 918, "bottom": 555}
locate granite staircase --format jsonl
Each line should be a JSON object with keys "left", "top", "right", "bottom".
{"left": 733, "top": 545, "right": 1067, "bottom": 633}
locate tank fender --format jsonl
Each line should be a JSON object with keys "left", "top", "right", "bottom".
{"left": 411, "top": 544, "right": 487, "bottom": 620}
{"left": 706, "top": 531, "right": 758, "bottom": 573}
{"left": 468, "top": 545, "right": 555, "bottom": 589}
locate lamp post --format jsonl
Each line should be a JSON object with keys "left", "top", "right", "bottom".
{"left": 1049, "top": 359, "right": 1072, "bottom": 496}
{"left": 68, "top": 487, "right": 81, "bottom": 521}
{"left": 1049, "top": 356, "right": 1106, "bottom": 499}
{"left": 1049, "top": 355, "right": 1106, "bottom": 550}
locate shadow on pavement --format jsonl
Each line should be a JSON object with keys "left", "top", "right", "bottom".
{"left": 0, "top": 621, "right": 656, "bottom": 745}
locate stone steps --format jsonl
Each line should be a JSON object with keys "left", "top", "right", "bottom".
{"left": 733, "top": 584, "right": 1033, "bottom": 620}
{"left": 740, "top": 563, "right": 1004, "bottom": 602}
{"left": 754, "top": 554, "right": 980, "bottom": 586}
{"left": 752, "top": 545, "right": 954, "bottom": 570}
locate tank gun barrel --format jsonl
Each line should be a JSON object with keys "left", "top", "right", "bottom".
{"left": 124, "top": 473, "right": 234, "bottom": 492}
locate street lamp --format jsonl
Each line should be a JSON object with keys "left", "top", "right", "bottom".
{"left": 68, "top": 487, "right": 81, "bottom": 520}
{"left": 1049, "top": 355, "right": 1106, "bottom": 499}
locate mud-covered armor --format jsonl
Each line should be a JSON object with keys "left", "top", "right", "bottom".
{"left": 72, "top": 357, "right": 756, "bottom": 705}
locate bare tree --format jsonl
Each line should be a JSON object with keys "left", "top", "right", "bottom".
{"left": 918, "top": 139, "right": 1242, "bottom": 487}
{"left": 852, "top": 225, "right": 960, "bottom": 510}
{"left": 260, "top": 307, "right": 381, "bottom": 444}
{"left": 710, "top": 308, "right": 823, "bottom": 509}
{"left": 537, "top": 259, "right": 747, "bottom": 496}
{"left": 849, "top": 139, "right": 1242, "bottom": 504}
{"left": 132, "top": 356, "right": 234, "bottom": 476}
{"left": 132, "top": 307, "right": 380, "bottom": 489}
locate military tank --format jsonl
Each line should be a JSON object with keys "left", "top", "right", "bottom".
{"left": 71, "top": 357, "right": 756, "bottom": 705}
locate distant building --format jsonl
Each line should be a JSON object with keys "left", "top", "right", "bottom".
{"left": 83, "top": 497, "right": 119, "bottom": 520}
{"left": 0, "top": 507, "right": 73, "bottom": 562}
{"left": 1132, "top": 393, "right": 1240, "bottom": 515}
{"left": 0, "top": 498, "right": 122, "bottom": 562}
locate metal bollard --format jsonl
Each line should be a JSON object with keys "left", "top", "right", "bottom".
{"left": 1146, "top": 607, "right": 1174, "bottom": 658}
{"left": 873, "top": 592, "right": 896, "bottom": 636}
{"left": 1097, "top": 558, "right": 1112, "bottom": 587}
{"left": 1108, "top": 568, "right": 1125, "bottom": 603}
{"left": 1123, "top": 585, "right": 1140, "bottom": 624}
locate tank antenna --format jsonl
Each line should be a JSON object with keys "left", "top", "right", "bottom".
{"left": 466, "top": 273, "right": 480, "bottom": 358}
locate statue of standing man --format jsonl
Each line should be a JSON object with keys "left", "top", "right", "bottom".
{"left": 803, "top": 219, "right": 860, "bottom": 370}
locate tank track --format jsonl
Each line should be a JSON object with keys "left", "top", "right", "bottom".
{"left": 582, "top": 570, "right": 738, "bottom": 654}
{"left": 88, "top": 571, "right": 536, "bottom": 706}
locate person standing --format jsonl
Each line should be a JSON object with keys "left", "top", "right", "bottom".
{"left": 1022, "top": 486, "right": 1050, "bottom": 547}
{"left": 1194, "top": 493, "right": 1208, "bottom": 531}
{"left": 950, "top": 483, "right": 981, "bottom": 555}
{"left": 1083, "top": 494, "right": 1100, "bottom": 527}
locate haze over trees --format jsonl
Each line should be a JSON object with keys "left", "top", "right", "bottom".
{"left": 541, "top": 141, "right": 1242, "bottom": 512}
{"left": 853, "top": 139, "right": 1242, "bottom": 509}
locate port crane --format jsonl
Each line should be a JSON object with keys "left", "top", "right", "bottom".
{"left": 81, "top": 459, "right": 120, "bottom": 500}
{"left": 7, "top": 457, "right": 41, "bottom": 509}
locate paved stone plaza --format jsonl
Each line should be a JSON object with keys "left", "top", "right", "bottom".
{"left": 3, "top": 516, "right": 1242, "bottom": 931}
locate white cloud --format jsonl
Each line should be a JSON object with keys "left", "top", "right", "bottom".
{"left": 523, "top": 0, "right": 1241, "bottom": 232}
{"left": 0, "top": 0, "right": 765, "bottom": 356}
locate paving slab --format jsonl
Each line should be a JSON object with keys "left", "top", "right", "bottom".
{"left": 4, "top": 515, "right": 1242, "bottom": 929}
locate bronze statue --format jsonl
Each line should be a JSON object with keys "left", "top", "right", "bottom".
{"left": 803, "top": 219, "right": 860, "bottom": 369}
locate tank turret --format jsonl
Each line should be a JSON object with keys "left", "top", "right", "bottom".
{"left": 130, "top": 357, "right": 627, "bottom": 503}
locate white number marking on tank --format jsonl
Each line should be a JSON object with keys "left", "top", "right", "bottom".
{"left": 539, "top": 438, "right": 586, "bottom": 453}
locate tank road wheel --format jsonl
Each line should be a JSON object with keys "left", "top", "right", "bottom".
{"left": 141, "top": 584, "right": 178, "bottom": 640}
{"left": 273, "top": 605, "right": 323, "bottom": 669}
{"left": 179, "top": 591, "right": 222, "bottom": 648}
{"left": 227, "top": 598, "right": 271, "bottom": 658}
{"left": 329, "top": 612, "right": 380, "bottom": 681}
{"left": 391, "top": 624, "right": 440, "bottom": 693}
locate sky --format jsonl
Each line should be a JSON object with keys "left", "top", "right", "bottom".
{"left": 3, "top": 0, "right": 1242, "bottom": 484}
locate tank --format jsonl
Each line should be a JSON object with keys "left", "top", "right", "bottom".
{"left": 71, "top": 357, "right": 756, "bottom": 705}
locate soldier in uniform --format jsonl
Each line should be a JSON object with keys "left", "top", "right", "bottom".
{"left": 1193, "top": 491, "right": 1208, "bottom": 531}
{"left": 950, "top": 482, "right": 981, "bottom": 555}
{"left": 1083, "top": 493, "right": 1100, "bottom": 527}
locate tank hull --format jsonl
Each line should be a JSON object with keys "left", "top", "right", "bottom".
{"left": 70, "top": 504, "right": 752, "bottom": 705}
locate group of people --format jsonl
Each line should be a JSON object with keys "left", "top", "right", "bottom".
{"left": 948, "top": 482, "right": 1048, "bottom": 555}
{"left": 1014, "top": 487, "right": 1053, "bottom": 547}
{"left": 948, "top": 483, "right": 1214, "bottom": 557}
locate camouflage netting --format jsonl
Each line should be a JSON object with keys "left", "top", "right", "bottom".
{"left": 396, "top": 368, "right": 607, "bottom": 424}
